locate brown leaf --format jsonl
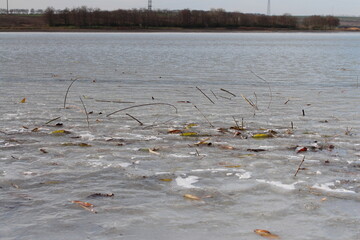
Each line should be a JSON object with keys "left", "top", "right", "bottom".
{"left": 247, "top": 148, "right": 266, "bottom": 152}
{"left": 148, "top": 148, "right": 160, "bottom": 155}
{"left": 168, "top": 129, "right": 182, "bottom": 134}
{"left": 219, "top": 145, "right": 235, "bottom": 150}
{"left": 11, "top": 183, "right": 20, "bottom": 189}
{"left": 254, "top": 229, "right": 280, "bottom": 239}
{"left": 183, "top": 194, "right": 201, "bottom": 201}
{"left": 71, "top": 200, "right": 97, "bottom": 214}
{"left": 87, "top": 193, "right": 114, "bottom": 198}
{"left": 40, "top": 148, "right": 48, "bottom": 153}
{"left": 72, "top": 200, "right": 94, "bottom": 207}
{"left": 61, "top": 142, "right": 92, "bottom": 147}
{"left": 230, "top": 126, "right": 245, "bottom": 131}
{"left": 296, "top": 147, "right": 307, "bottom": 153}
{"left": 20, "top": 98, "right": 26, "bottom": 103}
{"left": 195, "top": 137, "right": 211, "bottom": 146}
{"left": 32, "top": 128, "right": 39, "bottom": 132}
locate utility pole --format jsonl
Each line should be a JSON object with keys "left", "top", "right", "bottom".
{"left": 148, "top": 0, "right": 152, "bottom": 11}
{"left": 267, "top": 0, "right": 271, "bottom": 15}
{"left": 7, "top": 0, "right": 9, "bottom": 14}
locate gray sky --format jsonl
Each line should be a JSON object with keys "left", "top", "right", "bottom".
{"left": 3, "top": 0, "right": 360, "bottom": 16}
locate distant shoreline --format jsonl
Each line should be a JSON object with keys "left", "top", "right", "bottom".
{"left": 0, "top": 13, "right": 359, "bottom": 33}
{"left": 0, "top": 27, "right": 359, "bottom": 33}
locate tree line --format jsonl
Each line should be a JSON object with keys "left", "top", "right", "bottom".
{"left": 0, "top": 8, "right": 44, "bottom": 15}
{"left": 41, "top": 7, "right": 339, "bottom": 30}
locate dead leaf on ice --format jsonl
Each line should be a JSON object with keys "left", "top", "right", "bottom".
{"left": 183, "top": 194, "right": 201, "bottom": 201}
{"left": 71, "top": 200, "right": 97, "bottom": 213}
{"left": 254, "top": 229, "right": 280, "bottom": 239}
{"left": 159, "top": 178, "right": 173, "bottom": 182}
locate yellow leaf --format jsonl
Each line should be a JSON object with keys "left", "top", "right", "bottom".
{"left": 252, "top": 133, "right": 273, "bottom": 139}
{"left": 254, "top": 229, "right": 280, "bottom": 239}
{"left": 20, "top": 98, "right": 26, "bottom": 103}
{"left": 51, "top": 130, "right": 71, "bottom": 135}
{"left": 185, "top": 123, "right": 198, "bottom": 129}
{"left": 184, "top": 194, "right": 201, "bottom": 201}
{"left": 180, "top": 132, "right": 198, "bottom": 136}
{"left": 159, "top": 178, "right": 173, "bottom": 182}
{"left": 224, "top": 165, "right": 242, "bottom": 168}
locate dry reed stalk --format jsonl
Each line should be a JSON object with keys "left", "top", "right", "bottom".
{"left": 79, "top": 96, "right": 90, "bottom": 129}
{"left": 44, "top": 117, "right": 61, "bottom": 125}
{"left": 294, "top": 156, "right": 305, "bottom": 177}
{"left": 247, "top": 68, "right": 273, "bottom": 108}
{"left": 232, "top": 116, "right": 240, "bottom": 129}
{"left": 196, "top": 86, "right": 215, "bottom": 104}
{"left": 241, "top": 94, "right": 258, "bottom": 110}
{"left": 63, "top": 78, "right": 79, "bottom": 108}
{"left": 193, "top": 104, "right": 214, "bottom": 127}
{"left": 220, "top": 88, "right": 236, "bottom": 97}
{"left": 106, "top": 103, "right": 178, "bottom": 117}
{"left": 210, "top": 90, "right": 219, "bottom": 100}
{"left": 126, "top": 113, "right": 144, "bottom": 126}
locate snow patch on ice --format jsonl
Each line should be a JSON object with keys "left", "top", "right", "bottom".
{"left": 236, "top": 172, "right": 252, "bottom": 179}
{"left": 79, "top": 132, "right": 96, "bottom": 141}
{"left": 312, "top": 182, "right": 356, "bottom": 194}
{"left": 169, "top": 154, "right": 191, "bottom": 158}
{"left": 191, "top": 168, "right": 245, "bottom": 173}
{"left": 256, "top": 179, "right": 303, "bottom": 190}
{"left": 176, "top": 175, "right": 199, "bottom": 188}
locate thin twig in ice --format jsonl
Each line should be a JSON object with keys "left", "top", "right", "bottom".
{"left": 247, "top": 68, "right": 273, "bottom": 108}
{"left": 79, "top": 96, "right": 90, "bottom": 129}
{"left": 64, "top": 78, "right": 79, "bottom": 108}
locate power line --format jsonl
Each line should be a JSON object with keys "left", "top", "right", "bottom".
{"left": 148, "top": 0, "right": 152, "bottom": 11}
{"left": 267, "top": 0, "right": 271, "bottom": 15}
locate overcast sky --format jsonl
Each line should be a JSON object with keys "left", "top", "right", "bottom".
{"left": 3, "top": 0, "right": 360, "bottom": 16}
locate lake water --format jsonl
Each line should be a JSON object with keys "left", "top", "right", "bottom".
{"left": 0, "top": 32, "right": 359, "bottom": 240}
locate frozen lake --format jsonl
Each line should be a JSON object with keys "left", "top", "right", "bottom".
{"left": 0, "top": 32, "right": 359, "bottom": 239}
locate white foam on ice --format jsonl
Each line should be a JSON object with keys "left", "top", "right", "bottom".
{"left": 236, "top": 172, "right": 252, "bottom": 179}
